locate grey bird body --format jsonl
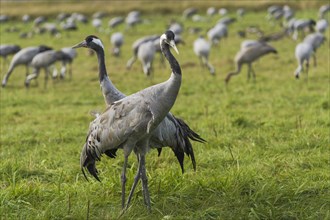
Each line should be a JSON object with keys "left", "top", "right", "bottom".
{"left": 193, "top": 37, "right": 214, "bottom": 75}
{"left": 137, "top": 41, "right": 156, "bottom": 76}
{"left": 110, "top": 32, "right": 124, "bottom": 57}
{"left": 75, "top": 32, "right": 185, "bottom": 211}
{"left": 225, "top": 41, "right": 277, "bottom": 83}
{"left": 2, "top": 45, "right": 52, "bottom": 87}
{"left": 0, "top": 44, "right": 21, "bottom": 66}
{"left": 25, "top": 50, "right": 69, "bottom": 86}
{"left": 294, "top": 42, "right": 313, "bottom": 79}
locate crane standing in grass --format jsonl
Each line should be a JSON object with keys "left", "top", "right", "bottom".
{"left": 294, "top": 42, "right": 313, "bottom": 79}
{"left": 73, "top": 31, "right": 204, "bottom": 211}
{"left": 225, "top": 41, "right": 277, "bottom": 84}
{"left": 2, "top": 45, "right": 52, "bottom": 87}
{"left": 0, "top": 44, "right": 21, "bottom": 67}
{"left": 193, "top": 36, "right": 215, "bottom": 75}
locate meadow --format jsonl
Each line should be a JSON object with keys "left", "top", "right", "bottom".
{"left": 0, "top": 1, "right": 329, "bottom": 219}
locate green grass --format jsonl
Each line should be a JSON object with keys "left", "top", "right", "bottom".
{"left": 1, "top": 2, "right": 329, "bottom": 219}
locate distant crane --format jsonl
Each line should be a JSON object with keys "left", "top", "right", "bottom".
{"left": 137, "top": 41, "right": 156, "bottom": 76}
{"left": 73, "top": 31, "right": 199, "bottom": 211}
{"left": 193, "top": 36, "right": 215, "bottom": 75}
{"left": 225, "top": 41, "right": 277, "bottom": 83}
{"left": 0, "top": 44, "right": 21, "bottom": 67}
{"left": 303, "top": 32, "right": 325, "bottom": 67}
{"left": 294, "top": 42, "right": 313, "bottom": 79}
{"left": 110, "top": 32, "right": 124, "bottom": 57}
{"left": 2, "top": 45, "right": 52, "bottom": 87}
{"left": 25, "top": 50, "right": 70, "bottom": 87}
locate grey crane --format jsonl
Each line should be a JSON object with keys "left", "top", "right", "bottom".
{"left": 225, "top": 41, "right": 277, "bottom": 84}
{"left": 125, "top": 11, "right": 141, "bottom": 29}
{"left": 193, "top": 36, "right": 215, "bottom": 75}
{"left": 73, "top": 36, "right": 205, "bottom": 173}
{"left": 0, "top": 44, "right": 21, "bottom": 67}
{"left": 316, "top": 19, "right": 328, "bottom": 33}
{"left": 294, "top": 42, "right": 314, "bottom": 79}
{"left": 303, "top": 32, "right": 325, "bottom": 68}
{"left": 2, "top": 45, "right": 52, "bottom": 87}
{"left": 25, "top": 50, "right": 70, "bottom": 87}
{"left": 74, "top": 31, "right": 194, "bottom": 211}
{"left": 291, "top": 19, "right": 316, "bottom": 40}
{"left": 110, "top": 32, "right": 124, "bottom": 57}
{"left": 126, "top": 35, "right": 160, "bottom": 69}
{"left": 73, "top": 34, "right": 204, "bottom": 175}
{"left": 207, "top": 23, "right": 228, "bottom": 46}
{"left": 137, "top": 41, "right": 156, "bottom": 76}
{"left": 108, "top": 16, "right": 124, "bottom": 29}
{"left": 58, "top": 47, "right": 77, "bottom": 79}
{"left": 319, "top": 4, "right": 330, "bottom": 19}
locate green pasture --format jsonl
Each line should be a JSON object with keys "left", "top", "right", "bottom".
{"left": 0, "top": 1, "right": 329, "bottom": 219}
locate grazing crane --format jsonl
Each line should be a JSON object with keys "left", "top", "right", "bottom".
{"left": 137, "top": 41, "right": 156, "bottom": 76}
{"left": 125, "top": 11, "right": 141, "bottom": 29}
{"left": 316, "top": 19, "right": 328, "bottom": 33}
{"left": 303, "top": 32, "right": 325, "bottom": 68}
{"left": 207, "top": 23, "right": 228, "bottom": 46}
{"left": 225, "top": 41, "right": 277, "bottom": 84}
{"left": 193, "top": 36, "right": 215, "bottom": 75}
{"left": 73, "top": 31, "right": 197, "bottom": 211}
{"left": 73, "top": 34, "right": 204, "bottom": 175}
{"left": 0, "top": 44, "right": 21, "bottom": 67}
{"left": 126, "top": 35, "right": 160, "bottom": 69}
{"left": 291, "top": 19, "right": 316, "bottom": 40}
{"left": 294, "top": 42, "right": 314, "bottom": 79}
{"left": 108, "top": 16, "right": 124, "bottom": 29}
{"left": 2, "top": 45, "right": 52, "bottom": 87}
{"left": 110, "top": 32, "right": 124, "bottom": 57}
{"left": 58, "top": 47, "right": 77, "bottom": 79}
{"left": 25, "top": 50, "right": 71, "bottom": 87}
{"left": 207, "top": 7, "right": 217, "bottom": 16}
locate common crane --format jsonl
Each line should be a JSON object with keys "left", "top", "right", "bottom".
{"left": 2, "top": 45, "right": 52, "bottom": 87}
{"left": 294, "top": 42, "right": 314, "bottom": 79}
{"left": 74, "top": 31, "right": 197, "bottom": 211}
{"left": 225, "top": 41, "right": 277, "bottom": 83}
{"left": 193, "top": 36, "right": 215, "bottom": 75}
{"left": 0, "top": 44, "right": 21, "bottom": 67}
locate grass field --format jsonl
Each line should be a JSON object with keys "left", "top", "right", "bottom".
{"left": 0, "top": 1, "right": 329, "bottom": 219}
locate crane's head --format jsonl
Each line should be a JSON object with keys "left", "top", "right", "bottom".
{"left": 72, "top": 35, "right": 104, "bottom": 51}
{"left": 160, "top": 30, "right": 179, "bottom": 54}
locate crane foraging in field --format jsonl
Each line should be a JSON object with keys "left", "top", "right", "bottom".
{"left": 0, "top": 44, "right": 21, "bottom": 67}
{"left": 25, "top": 50, "right": 72, "bottom": 87}
{"left": 193, "top": 36, "right": 215, "bottom": 75}
{"left": 73, "top": 31, "right": 204, "bottom": 211}
{"left": 225, "top": 41, "right": 277, "bottom": 84}
{"left": 2, "top": 45, "right": 52, "bottom": 87}
{"left": 294, "top": 42, "right": 314, "bottom": 79}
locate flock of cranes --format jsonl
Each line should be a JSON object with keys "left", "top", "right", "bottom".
{"left": 1, "top": 3, "right": 329, "bottom": 212}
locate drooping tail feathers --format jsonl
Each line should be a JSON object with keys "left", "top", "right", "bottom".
{"left": 171, "top": 115, "right": 206, "bottom": 172}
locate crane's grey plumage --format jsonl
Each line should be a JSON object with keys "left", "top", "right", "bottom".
{"left": 137, "top": 41, "right": 156, "bottom": 76}
{"left": 110, "top": 32, "right": 124, "bottom": 57}
{"left": 291, "top": 19, "right": 316, "bottom": 40}
{"left": 207, "top": 23, "right": 228, "bottom": 45}
{"left": 108, "top": 16, "right": 124, "bottom": 28}
{"left": 303, "top": 32, "right": 325, "bottom": 68}
{"left": 58, "top": 47, "right": 77, "bottom": 79}
{"left": 74, "top": 35, "right": 204, "bottom": 174}
{"left": 73, "top": 31, "right": 191, "bottom": 211}
{"left": 2, "top": 45, "right": 52, "bottom": 87}
{"left": 225, "top": 41, "right": 277, "bottom": 83}
{"left": 0, "top": 44, "right": 21, "bottom": 66}
{"left": 316, "top": 19, "right": 328, "bottom": 33}
{"left": 294, "top": 42, "right": 313, "bottom": 79}
{"left": 193, "top": 36, "right": 215, "bottom": 75}
{"left": 25, "top": 50, "right": 70, "bottom": 87}
{"left": 126, "top": 35, "right": 160, "bottom": 69}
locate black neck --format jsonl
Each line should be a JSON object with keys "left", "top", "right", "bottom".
{"left": 95, "top": 47, "right": 108, "bottom": 82}
{"left": 161, "top": 43, "right": 181, "bottom": 75}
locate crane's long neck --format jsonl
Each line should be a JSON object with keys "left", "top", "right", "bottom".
{"left": 95, "top": 47, "right": 126, "bottom": 105}
{"left": 161, "top": 43, "right": 181, "bottom": 76}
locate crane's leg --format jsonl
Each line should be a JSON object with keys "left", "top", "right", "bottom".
{"left": 44, "top": 68, "right": 50, "bottom": 88}
{"left": 25, "top": 69, "right": 39, "bottom": 87}
{"left": 126, "top": 56, "right": 136, "bottom": 70}
{"left": 121, "top": 155, "right": 128, "bottom": 209}
{"left": 306, "top": 59, "right": 309, "bottom": 81}
{"left": 2, "top": 64, "right": 15, "bottom": 87}
{"left": 140, "top": 154, "right": 151, "bottom": 211}
{"left": 312, "top": 54, "right": 317, "bottom": 67}
{"left": 126, "top": 153, "right": 142, "bottom": 209}
{"left": 247, "top": 64, "right": 251, "bottom": 82}
{"left": 250, "top": 65, "right": 256, "bottom": 83}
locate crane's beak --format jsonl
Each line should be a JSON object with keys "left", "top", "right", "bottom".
{"left": 72, "top": 40, "right": 87, "bottom": 49}
{"left": 168, "top": 40, "right": 179, "bottom": 54}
